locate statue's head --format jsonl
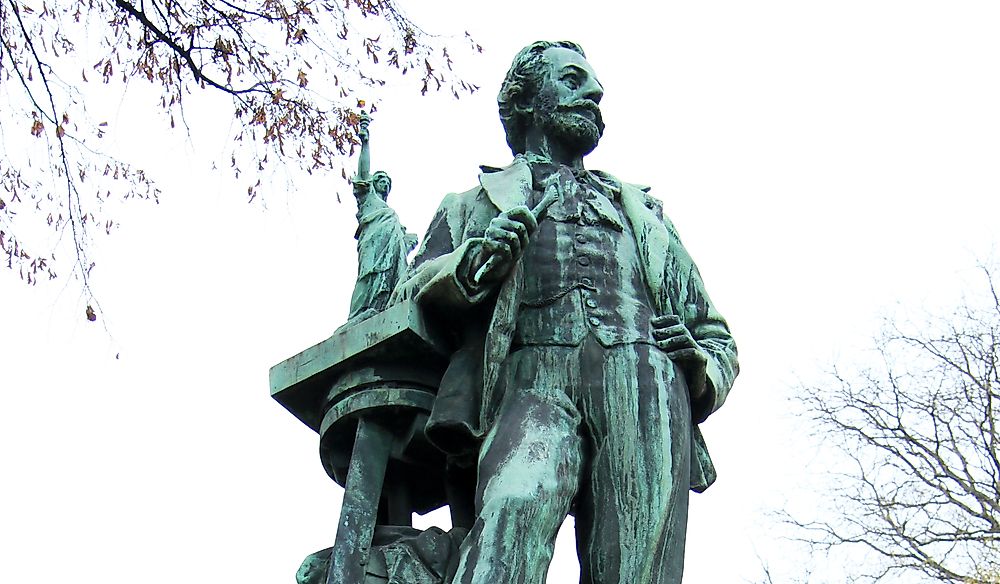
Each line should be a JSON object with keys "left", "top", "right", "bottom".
{"left": 372, "top": 171, "right": 391, "bottom": 200}
{"left": 498, "top": 41, "right": 605, "bottom": 158}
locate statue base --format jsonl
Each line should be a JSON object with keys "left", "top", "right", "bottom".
{"left": 271, "top": 300, "right": 453, "bottom": 584}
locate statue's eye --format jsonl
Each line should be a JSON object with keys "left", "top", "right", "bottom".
{"left": 561, "top": 73, "right": 581, "bottom": 90}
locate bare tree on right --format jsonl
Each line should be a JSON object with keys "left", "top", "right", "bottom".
{"left": 789, "top": 265, "right": 1000, "bottom": 584}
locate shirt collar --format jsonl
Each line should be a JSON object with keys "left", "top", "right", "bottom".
{"left": 516, "top": 153, "right": 621, "bottom": 200}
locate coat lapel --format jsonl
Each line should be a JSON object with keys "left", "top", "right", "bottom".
{"left": 479, "top": 157, "right": 533, "bottom": 212}
{"left": 619, "top": 182, "right": 674, "bottom": 316}
{"left": 477, "top": 159, "right": 531, "bottom": 428}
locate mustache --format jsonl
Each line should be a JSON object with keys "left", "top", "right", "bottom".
{"left": 557, "top": 100, "right": 604, "bottom": 127}
{"left": 558, "top": 99, "right": 601, "bottom": 115}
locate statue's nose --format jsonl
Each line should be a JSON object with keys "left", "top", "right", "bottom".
{"left": 581, "top": 78, "right": 603, "bottom": 105}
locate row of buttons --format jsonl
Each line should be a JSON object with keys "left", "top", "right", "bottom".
{"left": 576, "top": 232, "right": 593, "bottom": 268}
{"left": 576, "top": 230, "right": 601, "bottom": 327}
{"left": 582, "top": 285, "right": 601, "bottom": 327}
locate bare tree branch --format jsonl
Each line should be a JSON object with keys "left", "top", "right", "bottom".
{"left": 0, "top": 0, "right": 479, "bottom": 320}
{"left": 786, "top": 266, "right": 1000, "bottom": 583}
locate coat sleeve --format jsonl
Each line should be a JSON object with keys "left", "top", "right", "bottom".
{"left": 390, "top": 188, "right": 495, "bottom": 314}
{"left": 388, "top": 188, "right": 501, "bottom": 454}
{"left": 659, "top": 210, "right": 740, "bottom": 425}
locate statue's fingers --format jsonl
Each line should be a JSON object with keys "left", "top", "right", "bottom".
{"left": 505, "top": 206, "right": 538, "bottom": 233}
{"left": 493, "top": 220, "right": 528, "bottom": 255}
{"left": 657, "top": 335, "right": 695, "bottom": 351}
{"left": 652, "top": 324, "right": 690, "bottom": 339}
{"left": 503, "top": 217, "right": 529, "bottom": 248}
{"left": 666, "top": 347, "right": 701, "bottom": 362}
{"left": 482, "top": 236, "right": 501, "bottom": 255}
{"left": 484, "top": 236, "right": 509, "bottom": 256}
{"left": 503, "top": 232, "right": 522, "bottom": 258}
{"left": 484, "top": 237, "right": 512, "bottom": 262}
{"left": 656, "top": 338, "right": 681, "bottom": 352}
{"left": 652, "top": 314, "right": 682, "bottom": 327}
{"left": 492, "top": 217, "right": 526, "bottom": 238}
{"left": 486, "top": 223, "right": 510, "bottom": 240}
{"left": 488, "top": 225, "right": 521, "bottom": 257}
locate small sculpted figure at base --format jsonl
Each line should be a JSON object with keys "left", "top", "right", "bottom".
{"left": 342, "top": 114, "right": 418, "bottom": 328}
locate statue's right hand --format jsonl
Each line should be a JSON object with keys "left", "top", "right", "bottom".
{"left": 478, "top": 205, "right": 538, "bottom": 280}
{"left": 358, "top": 126, "right": 369, "bottom": 144}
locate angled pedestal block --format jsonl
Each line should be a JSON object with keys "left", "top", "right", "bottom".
{"left": 270, "top": 301, "right": 450, "bottom": 584}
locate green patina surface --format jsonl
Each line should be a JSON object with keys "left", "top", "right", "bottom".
{"left": 274, "top": 40, "right": 740, "bottom": 584}
{"left": 343, "top": 112, "right": 418, "bottom": 329}
{"left": 269, "top": 299, "right": 446, "bottom": 432}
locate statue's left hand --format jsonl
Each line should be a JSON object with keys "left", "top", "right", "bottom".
{"left": 652, "top": 315, "right": 708, "bottom": 401}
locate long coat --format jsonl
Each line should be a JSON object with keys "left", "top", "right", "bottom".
{"left": 392, "top": 157, "right": 739, "bottom": 492}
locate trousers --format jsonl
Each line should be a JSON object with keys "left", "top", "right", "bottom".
{"left": 450, "top": 337, "right": 693, "bottom": 584}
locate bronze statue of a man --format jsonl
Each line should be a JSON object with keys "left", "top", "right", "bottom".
{"left": 392, "top": 40, "right": 739, "bottom": 584}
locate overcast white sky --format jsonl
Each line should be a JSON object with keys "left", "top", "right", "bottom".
{"left": 3, "top": 1, "right": 1000, "bottom": 583}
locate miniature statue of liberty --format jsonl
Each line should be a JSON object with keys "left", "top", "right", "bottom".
{"left": 343, "top": 111, "right": 418, "bottom": 327}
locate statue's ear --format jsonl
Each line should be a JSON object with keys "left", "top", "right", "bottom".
{"left": 511, "top": 85, "right": 533, "bottom": 115}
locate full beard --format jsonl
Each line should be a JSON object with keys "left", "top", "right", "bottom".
{"left": 537, "top": 102, "right": 604, "bottom": 157}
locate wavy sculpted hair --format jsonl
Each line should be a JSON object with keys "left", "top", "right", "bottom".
{"left": 498, "top": 41, "right": 586, "bottom": 155}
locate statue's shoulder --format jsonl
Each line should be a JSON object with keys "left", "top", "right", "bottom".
{"left": 433, "top": 161, "right": 529, "bottom": 221}
{"left": 434, "top": 183, "right": 487, "bottom": 215}
{"left": 635, "top": 185, "right": 665, "bottom": 217}
{"left": 629, "top": 185, "right": 683, "bottom": 241}
{"left": 597, "top": 171, "right": 684, "bottom": 241}
{"left": 593, "top": 169, "right": 653, "bottom": 194}
{"left": 437, "top": 162, "right": 514, "bottom": 205}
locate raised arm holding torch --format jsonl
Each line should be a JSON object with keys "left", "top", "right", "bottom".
{"left": 355, "top": 111, "right": 371, "bottom": 183}
{"left": 341, "top": 107, "right": 416, "bottom": 327}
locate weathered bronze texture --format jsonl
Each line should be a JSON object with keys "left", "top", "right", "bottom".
{"left": 342, "top": 112, "right": 418, "bottom": 328}
{"left": 272, "top": 40, "right": 740, "bottom": 584}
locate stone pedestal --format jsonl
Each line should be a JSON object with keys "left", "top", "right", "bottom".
{"left": 270, "top": 300, "right": 449, "bottom": 584}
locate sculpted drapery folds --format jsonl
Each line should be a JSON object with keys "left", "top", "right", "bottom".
{"left": 344, "top": 169, "right": 418, "bottom": 327}
{"left": 389, "top": 41, "right": 739, "bottom": 584}
{"left": 343, "top": 114, "right": 418, "bottom": 328}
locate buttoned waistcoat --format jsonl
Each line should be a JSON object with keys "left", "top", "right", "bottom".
{"left": 513, "top": 174, "right": 657, "bottom": 347}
